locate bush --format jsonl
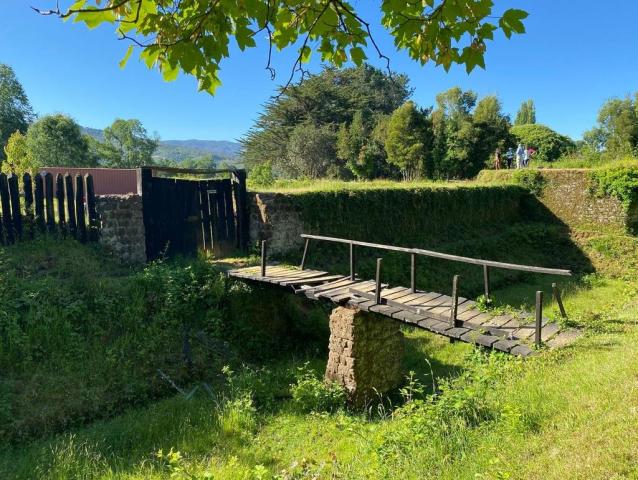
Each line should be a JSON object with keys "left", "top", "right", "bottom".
{"left": 511, "top": 124, "right": 575, "bottom": 162}
{"left": 290, "top": 363, "right": 346, "bottom": 413}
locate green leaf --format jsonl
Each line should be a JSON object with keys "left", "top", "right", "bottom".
{"left": 300, "top": 45, "right": 312, "bottom": 63}
{"left": 349, "top": 46, "right": 366, "bottom": 65}
{"left": 119, "top": 45, "right": 134, "bottom": 69}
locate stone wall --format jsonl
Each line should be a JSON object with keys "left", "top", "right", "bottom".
{"left": 325, "top": 305, "right": 404, "bottom": 406}
{"left": 478, "top": 168, "right": 636, "bottom": 232}
{"left": 96, "top": 194, "right": 146, "bottom": 264}
{"left": 249, "top": 185, "right": 526, "bottom": 257}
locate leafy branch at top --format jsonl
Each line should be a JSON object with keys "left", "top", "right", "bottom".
{"left": 33, "top": 0, "right": 528, "bottom": 94}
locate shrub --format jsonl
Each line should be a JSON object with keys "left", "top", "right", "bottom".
{"left": 511, "top": 124, "right": 575, "bottom": 162}
{"left": 290, "top": 363, "right": 346, "bottom": 413}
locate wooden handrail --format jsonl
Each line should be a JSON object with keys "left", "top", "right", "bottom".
{"left": 300, "top": 233, "right": 572, "bottom": 276}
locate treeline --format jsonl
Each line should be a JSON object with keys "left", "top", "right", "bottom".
{"left": 242, "top": 65, "right": 578, "bottom": 182}
{"left": 0, "top": 63, "right": 188, "bottom": 175}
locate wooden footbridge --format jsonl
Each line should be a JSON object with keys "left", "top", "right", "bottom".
{"left": 229, "top": 234, "right": 581, "bottom": 357}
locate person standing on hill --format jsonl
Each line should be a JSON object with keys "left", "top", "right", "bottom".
{"left": 522, "top": 145, "right": 530, "bottom": 167}
{"left": 505, "top": 147, "right": 514, "bottom": 169}
{"left": 516, "top": 143, "right": 525, "bottom": 169}
{"left": 493, "top": 147, "right": 501, "bottom": 170}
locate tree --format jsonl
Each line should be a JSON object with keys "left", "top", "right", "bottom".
{"left": 286, "top": 122, "right": 337, "bottom": 178}
{"left": 38, "top": 1, "right": 528, "bottom": 94}
{"left": 510, "top": 124, "right": 575, "bottom": 162}
{"left": 1, "top": 131, "right": 34, "bottom": 175}
{"left": 98, "top": 118, "right": 158, "bottom": 167}
{"left": 385, "top": 101, "right": 431, "bottom": 180}
{"left": 242, "top": 65, "right": 410, "bottom": 177}
{"left": 26, "top": 114, "right": 95, "bottom": 168}
{"left": 514, "top": 99, "right": 536, "bottom": 125}
{"left": 0, "top": 64, "right": 34, "bottom": 161}
{"left": 585, "top": 95, "right": 638, "bottom": 155}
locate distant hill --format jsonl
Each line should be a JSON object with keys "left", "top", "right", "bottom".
{"left": 81, "top": 127, "right": 243, "bottom": 167}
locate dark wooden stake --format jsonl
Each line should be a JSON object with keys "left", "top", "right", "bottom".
{"left": 552, "top": 283, "right": 567, "bottom": 319}
{"left": 34, "top": 173, "right": 45, "bottom": 232}
{"left": 450, "top": 275, "right": 460, "bottom": 327}
{"left": 535, "top": 290, "right": 543, "bottom": 348}
{"left": 75, "top": 175, "right": 87, "bottom": 243}
{"left": 483, "top": 265, "right": 490, "bottom": 302}
{"left": 375, "top": 257, "right": 383, "bottom": 304}
{"left": 85, "top": 174, "right": 98, "bottom": 242}
{"left": 64, "top": 174, "right": 76, "bottom": 238}
{"left": 0, "top": 174, "right": 13, "bottom": 244}
{"left": 260, "top": 240, "right": 267, "bottom": 277}
{"left": 349, "top": 241, "right": 355, "bottom": 281}
{"left": 44, "top": 173, "right": 55, "bottom": 232}
{"left": 410, "top": 252, "right": 417, "bottom": 293}
{"left": 7, "top": 174, "right": 22, "bottom": 239}
{"left": 55, "top": 174, "right": 66, "bottom": 234}
{"left": 300, "top": 237, "right": 310, "bottom": 270}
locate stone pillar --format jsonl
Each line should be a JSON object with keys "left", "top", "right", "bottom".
{"left": 325, "top": 305, "right": 404, "bottom": 406}
{"left": 96, "top": 194, "right": 147, "bottom": 264}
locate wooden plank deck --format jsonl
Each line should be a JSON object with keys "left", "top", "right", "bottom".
{"left": 228, "top": 265, "right": 580, "bottom": 357}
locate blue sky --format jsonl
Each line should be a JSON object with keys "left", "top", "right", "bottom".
{"left": 1, "top": 1, "right": 637, "bottom": 142}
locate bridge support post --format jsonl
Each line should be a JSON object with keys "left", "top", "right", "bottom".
{"left": 325, "top": 305, "right": 404, "bottom": 406}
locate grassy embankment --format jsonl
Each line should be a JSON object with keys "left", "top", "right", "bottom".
{"left": 1, "top": 169, "right": 638, "bottom": 479}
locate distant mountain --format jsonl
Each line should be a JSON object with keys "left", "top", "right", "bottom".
{"left": 81, "top": 126, "right": 242, "bottom": 166}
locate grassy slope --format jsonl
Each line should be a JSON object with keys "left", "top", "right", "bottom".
{"left": 2, "top": 274, "right": 637, "bottom": 479}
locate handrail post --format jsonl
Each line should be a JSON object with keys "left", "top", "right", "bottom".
{"left": 552, "top": 283, "right": 567, "bottom": 319}
{"left": 349, "top": 241, "right": 355, "bottom": 281}
{"left": 450, "top": 275, "right": 460, "bottom": 327}
{"left": 300, "top": 238, "right": 310, "bottom": 270}
{"left": 483, "top": 265, "right": 490, "bottom": 303}
{"left": 535, "top": 291, "right": 543, "bottom": 348}
{"left": 449, "top": 275, "right": 460, "bottom": 343}
{"left": 410, "top": 252, "right": 416, "bottom": 293}
{"left": 375, "top": 258, "right": 383, "bottom": 304}
{"left": 260, "top": 240, "right": 267, "bottom": 277}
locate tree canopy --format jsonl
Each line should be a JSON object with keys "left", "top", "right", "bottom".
{"left": 37, "top": 1, "right": 527, "bottom": 94}
{"left": 98, "top": 118, "right": 159, "bottom": 167}
{"left": 242, "top": 64, "right": 410, "bottom": 175}
{"left": 26, "top": 114, "right": 96, "bottom": 168}
{"left": 514, "top": 99, "right": 536, "bottom": 125}
{"left": 510, "top": 123, "right": 574, "bottom": 162}
{"left": 0, "top": 64, "right": 34, "bottom": 160}
{"left": 583, "top": 94, "right": 638, "bottom": 155}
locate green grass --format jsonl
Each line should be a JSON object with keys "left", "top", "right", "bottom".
{"left": 1, "top": 274, "right": 636, "bottom": 479}
{"left": 249, "top": 178, "right": 478, "bottom": 194}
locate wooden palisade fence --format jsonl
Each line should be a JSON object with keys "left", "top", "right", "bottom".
{"left": 0, "top": 172, "right": 98, "bottom": 245}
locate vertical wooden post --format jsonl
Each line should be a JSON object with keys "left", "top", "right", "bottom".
{"left": 535, "top": 291, "right": 543, "bottom": 348}
{"left": 300, "top": 237, "right": 310, "bottom": 270}
{"left": 44, "top": 173, "right": 54, "bottom": 232}
{"left": 7, "top": 174, "right": 21, "bottom": 240}
{"left": 64, "top": 174, "right": 76, "bottom": 238}
{"left": 85, "top": 174, "right": 99, "bottom": 242}
{"left": 75, "top": 175, "right": 87, "bottom": 243}
{"left": 34, "top": 173, "right": 45, "bottom": 232}
{"left": 55, "top": 174, "right": 66, "bottom": 234}
{"left": 139, "top": 167, "right": 153, "bottom": 261}
{"left": 260, "top": 240, "right": 267, "bottom": 277}
{"left": 0, "top": 174, "right": 13, "bottom": 243}
{"left": 552, "top": 283, "right": 567, "bottom": 319}
{"left": 410, "top": 253, "right": 417, "bottom": 293}
{"left": 231, "top": 169, "right": 249, "bottom": 250}
{"left": 349, "top": 241, "right": 355, "bottom": 281}
{"left": 483, "top": 265, "right": 490, "bottom": 302}
{"left": 23, "top": 172, "right": 34, "bottom": 239}
{"left": 375, "top": 258, "right": 383, "bottom": 304}
{"left": 450, "top": 275, "right": 460, "bottom": 327}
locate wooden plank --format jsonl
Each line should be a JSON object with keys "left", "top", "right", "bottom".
{"left": 75, "top": 175, "right": 87, "bottom": 242}
{"left": 281, "top": 274, "right": 344, "bottom": 286}
{"left": 44, "top": 173, "right": 54, "bottom": 232}
{"left": 265, "top": 270, "right": 331, "bottom": 285}
{"left": 546, "top": 330, "right": 580, "bottom": 349}
{"left": 64, "top": 174, "right": 76, "bottom": 238}
{"left": 34, "top": 173, "right": 45, "bottom": 232}
{"left": 0, "top": 174, "right": 12, "bottom": 243}
{"left": 403, "top": 292, "right": 443, "bottom": 306}
{"left": 7, "top": 174, "right": 21, "bottom": 240}
{"left": 303, "top": 278, "right": 359, "bottom": 296}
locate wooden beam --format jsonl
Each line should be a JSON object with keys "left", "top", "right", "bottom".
{"left": 300, "top": 233, "right": 572, "bottom": 276}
